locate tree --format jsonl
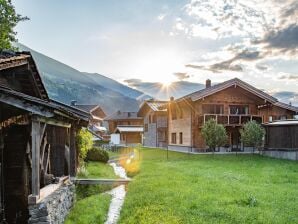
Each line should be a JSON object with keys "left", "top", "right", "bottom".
{"left": 202, "top": 119, "right": 228, "bottom": 152}
{"left": 0, "top": 0, "right": 28, "bottom": 50}
{"left": 240, "top": 120, "right": 265, "bottom": 152}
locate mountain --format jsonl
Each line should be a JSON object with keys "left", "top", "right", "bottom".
{"left": 124, "top": 80, "right": 205, "bottom": 100}
{"left": 17, "top": 43, "right": 150, "bottom": 114}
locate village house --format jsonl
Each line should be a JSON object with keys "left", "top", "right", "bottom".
{"left": 73, "top": 103, "right": 108, "bottom": 139}
{"left": 168, "top": 78, "right": 298, "bottom": 152}
{"left": 138, "top": 100, "right": 168, "bottom": 148}
{"left": 0, "top": 51, "right": 90, "bottom": 223}
{"left": 104, "top": 111, "right": 143, "bottom": 145}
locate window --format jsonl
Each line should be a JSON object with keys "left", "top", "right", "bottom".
{"left": 279, "top": 115, "right": 287, "bottom": 120}
{"left": 171, "top": 133, "right": 176, "bottom": 144}
{"left": 202, "top": 104, "right": 224, "bottom": 114}
{"left": 144, "top": 124, "right": 148, "bottom": 132}
{"left": 179, "top": 132, "right": 183, "bottom": 144}
{"left": 229, "top": 105, "right": 249, "bottom": 115}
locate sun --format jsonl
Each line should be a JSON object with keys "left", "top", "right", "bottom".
{"left": 162, "top": 80, "right": 172, "bottom": 87}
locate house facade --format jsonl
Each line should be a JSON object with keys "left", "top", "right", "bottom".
{"left": 104, "top": 111, "right": 143, "bottom": 145}
{"left": 138, "top": 100, "right": 168, "bottom": 148}
{"left": 168, "top": 78, "right": 298, "bottom": 152}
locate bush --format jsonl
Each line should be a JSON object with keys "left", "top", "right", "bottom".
{"left": 202, "top": 119, "right": 228, "bottom": 151}
{"left": 240, "top": 120, "right": 265, "bottom": 150}
{"left": 86, "top": 147, "right": 109, "bottom": 163}
{"left": 76, "top": 128, "right": 93, "bottom": 161}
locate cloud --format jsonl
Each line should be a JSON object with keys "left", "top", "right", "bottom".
{"left": 186, "top": 50, "right": 264, "bottom": 72}
{"left": 278, "top": 74, "right": 298, "bottom": 80}
{"left": 254, "top": 24, "right": 298, "bottom": 55}
{"left": 255, "top": 64, "right": 268, "bottom": 71}
{"left": 123, "top": 79, "right": 143, "bottom": 87}
{"left": 173, "top": 72, "right": 190, "bottom": 80}
{"left": 272, "top": 90, "right": 298, "bottom": 105}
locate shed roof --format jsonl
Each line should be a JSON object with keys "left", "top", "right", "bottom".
{"left": 0, "top": 86, "right": 90, "bottom": 122}
{"left": 264, "top": 120, "right": 298, "bottom": 126}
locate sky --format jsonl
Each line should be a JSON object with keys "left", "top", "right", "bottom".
{"left": 13, "top": 0, "right": 298, "bottom": 105}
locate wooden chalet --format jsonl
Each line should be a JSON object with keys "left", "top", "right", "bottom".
{"left": 138, "top": 100, "right": 168, "bottom": 148}
{"left": 168, "top": 78, "right": 298, "bottom": 152}
{"left": 74, "top": 103, "right": 107, "bottom": 139}
{"left": 0, "top": 51, "right": 90, "bottom": 223}
{"left": 104, "top": 111, "right": 143, "bottom": 145}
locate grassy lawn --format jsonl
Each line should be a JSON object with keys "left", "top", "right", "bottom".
{"left": 119, "top": 148, "right": 298, "bottom": 224}
{"left": 65, "top": 193, "right": 111, "bottom": 224}
{"left": 66, "top": 161, "right": 116, "bottom": 223}
{"left": 77, "top": 161, "right": 118, "bottom": 179}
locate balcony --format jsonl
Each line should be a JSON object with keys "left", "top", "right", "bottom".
{"left": 197, "top": 114, "right": 263, "bottom": 126}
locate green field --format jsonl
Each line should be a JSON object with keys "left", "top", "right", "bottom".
{"left": 119, "top": 148, "right": 298, "bottom": 224}
{"left": 65, "top": 161, "right": 116, "bottom": 223}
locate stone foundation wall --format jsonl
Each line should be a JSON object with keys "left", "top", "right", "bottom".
{"left": 261, "top": 150, "right": 298, "bottom": 161}
{"left": 28, "top": 183, "right": 75, "bottom": 224}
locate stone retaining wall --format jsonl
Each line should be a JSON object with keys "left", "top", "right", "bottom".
{"left": 28, "top": 183, "right": 75, "bottom": 224}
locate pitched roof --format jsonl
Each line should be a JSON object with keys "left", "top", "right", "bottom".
{"left": 105, "top": 111, "right": 142, "bottom": 120}
{"left": 75, "top": 104, "right": 99, "bottom": 112}
{"left": 0, "top": 51, "right": 48, "bottom": 100}
{"left": 0, "top": 86, "right": 90, "bottom": 122}
{"left": 179, "top": 78, "right": 278, "bottom": 104}
{"left": 273, "top": 102, "right": 298, "bottom": 113}
{"left": 114, "top": 125, "right": 143, "bottom": 133}
{"left": 141, "top": 100, "right": 167, "bottom": 112}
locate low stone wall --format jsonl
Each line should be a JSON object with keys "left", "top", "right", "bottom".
{"left": 168, "top": 145, "right": 192, "bottom": 152}
{"left": 28, "top": 183, "right": 75, "bottom": 224}
{"left": 261, "top": 150, "right": 298, "bottom": 161}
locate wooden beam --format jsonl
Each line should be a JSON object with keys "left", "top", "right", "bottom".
{"left": 30, "top": 119, "right": 41, "bottom": 204}
{"left": 34, "top": 116, "right": 71, "bottom": 128}
{"left": 69, "top": 125, "right": 77, "bottom": 177}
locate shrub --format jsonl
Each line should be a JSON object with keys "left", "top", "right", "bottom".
{"left": 202, "top": 119, "right": 228, "bottom": 152}
{"left": 76, "top": 128, "right": 93, "bottom": 161}
{"left": 240, "top": 120, "right": 265, "bottom": 150}
{"left": 86, "top": 147, "right": 109, "bottom": 163}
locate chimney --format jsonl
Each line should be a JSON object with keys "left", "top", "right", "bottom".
{"left": 70, "top": 100, "right": 77, "bottom": 106}
{"left": 206, "top": 79, "right": 211, "bottom": 88}
{"left": 170, "top": 96, "right": 174, "bottom": 101}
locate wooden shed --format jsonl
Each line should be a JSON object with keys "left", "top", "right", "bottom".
{"left": 0, "top": 51, "right": 90, "bottom": 223}
{"left": 263, "top": 120, "right": 298, "bottom": 161}
{"left": 264, "top": 120, "right": 298, "bottom": 150}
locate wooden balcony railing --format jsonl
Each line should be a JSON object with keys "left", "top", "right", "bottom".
{"left": 197, "top": 114, "right": 263, "bottom": 126}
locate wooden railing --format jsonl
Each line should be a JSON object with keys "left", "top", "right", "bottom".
{"left": 198, "top": 114, "right": 263, "bottom": 126}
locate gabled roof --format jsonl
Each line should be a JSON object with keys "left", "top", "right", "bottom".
{"left": 114, "top": 125, "right": 143, "bottom": 133}
{"left": 105, "top": 111, "right": 142, "bottom": 121}
{"left": 273, "top": 102, "right": 298, "bottom": 113}
{"left": 0, "top": 51, "right": 48, "bottom": 100}
{"left": 75, "top": 104, "right": 99, "bottom": 112}
{"left": 138, "top": 100, "right": 168, "bottom": 116}
{"left": 179, "top": 78, "right": 278, "bottom": 104}
{"left": 141, "top": 100, "right": 167, "bottom": 112}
